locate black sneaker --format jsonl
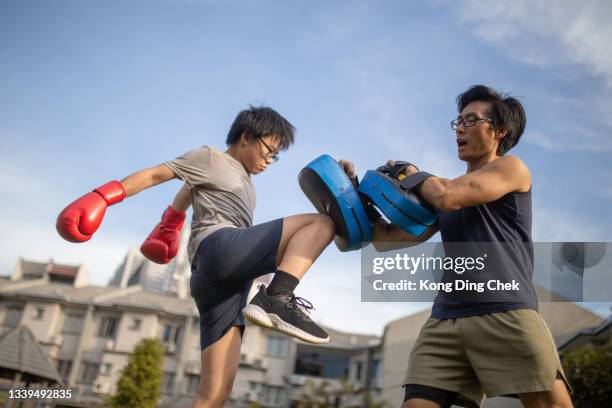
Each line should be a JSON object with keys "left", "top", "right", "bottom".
{"left": 243, "top": 285, "right": 330, "bottom": 344}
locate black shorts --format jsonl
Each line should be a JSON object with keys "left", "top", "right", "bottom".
{"left": 190, "top": 219, "right": 283, "bottom": 350}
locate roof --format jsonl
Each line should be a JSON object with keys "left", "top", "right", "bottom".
{"left": 1, "top": 282, "right": 197, "bottom": 316}
{"left": 558, "top": 318, "right": 612, "bottom": 350}
{"left": 18, "top": 258, "right": 80, "bottom": 278}
{"left": 315, "top": 325, "right": 380, "bottom": 349}
{"left": 0, "top": 326, "right": 63, "bottom": 384}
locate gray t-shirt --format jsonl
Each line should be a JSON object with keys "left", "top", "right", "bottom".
{"left": 165, "top": 146, "right": 256, "bottom": 263}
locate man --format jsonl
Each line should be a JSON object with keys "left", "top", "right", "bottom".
{"left": 57, "top": 106, "right": 334, "bottom": 408}
{"left": 342, "top": 85, "right": 573, "bottom": 408}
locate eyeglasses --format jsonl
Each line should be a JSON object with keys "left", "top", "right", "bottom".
{"left": 451, "top": 114, "right": 495, "bottom": 130}
{"left": 258, "top": 138, "right": 280, "bottom": 163}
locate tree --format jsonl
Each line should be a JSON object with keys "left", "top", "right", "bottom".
{"left": 297, "top": 379, "right": 334, "bottom": 408}
{"left": 106, "top": 338, "right": 164, "bottom": 408}
{"left": 562, "top": 344, "right": 612, "bottom": 408}
{"left": 296, "top": 378, "right": 389, "bottom": 408}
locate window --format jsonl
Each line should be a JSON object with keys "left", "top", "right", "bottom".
{"left": 129, "top": 318, "right": 142, "bottom": 331}
{"left": 266, "top": 335, "right": 287, "bottom": 357}
{"left": 161, "top": 372, "right": 175, "bottom": 395}
{"left": 62, "top": 313, "right": 84, "bottom": 334}
{"left": 174, "top": 325, "right": 182, "bottom": 344}
{"left": 98, "top": 317, "right": 118, "bottom": 338}
{"left": 33, "top": 307, "right": 45, "bottom": 320}
{"left": 99, "top": 363, "right": 112, "bottom": 376}
{"left": 163, "top": 324, "right": 172, "bottom": 342}
{"left": 79, "top": 362, "right": 100, "bottom": 385}
{"left": 3, "top": 304, "right": 24, "bottom": 327}
{"left": 263, "top": 385, "right": 285, "bottom": 406}
{"left": 370, "top": 359, "right": 381, "bottom": 381}
{"left": 185, "top": 374, "right": 199, "bottom": 394}
{"left": 355, "top": 361, "right": 363, "bottom": 381}
{"left": 294, "top": 351, "right": 349, "bottom": 379}
{"left": 56, "top": 359, "right": 72, "bottom": 382}
{"left": 162, "top": 324, "right": 182, "bottom": 345}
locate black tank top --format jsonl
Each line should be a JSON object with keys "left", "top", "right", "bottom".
{"left": 431, "top": 189, "right": 538, "bottom": 318}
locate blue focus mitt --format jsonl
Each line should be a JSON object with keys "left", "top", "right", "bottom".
{"left": 298, "top": 155, "right": 373, "bottom": 251}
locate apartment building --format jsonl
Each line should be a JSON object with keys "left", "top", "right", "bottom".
{"left": 0, "top": 259, "right": 385, "bottom": 408}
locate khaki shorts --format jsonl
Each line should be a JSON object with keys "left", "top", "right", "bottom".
{"left": 404, "top": 309, "right": 570, "bottom": 407}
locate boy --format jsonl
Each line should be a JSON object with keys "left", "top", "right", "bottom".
{"left": 58, "top": 106, "right": 334, "bottom": 407}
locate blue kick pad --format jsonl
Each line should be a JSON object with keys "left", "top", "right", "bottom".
{"left": 298, "top": 155, "right": 373, "bottom": 252}
{"left": 358, "top": 170, "right": 437, "bottom": 236}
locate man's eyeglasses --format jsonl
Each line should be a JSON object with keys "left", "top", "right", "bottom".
{"left": 451, "top": 115, "right": 495, "bottom": 130}
{"left": 258, "top": 138, "right": 280, "bottom": 163}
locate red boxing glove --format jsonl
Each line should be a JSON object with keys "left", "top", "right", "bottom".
{"left": 140, "top": 206, "right": 186, "bottom": 264}
{"left": 56, "top": 181, "right": 126, "bottom": 243}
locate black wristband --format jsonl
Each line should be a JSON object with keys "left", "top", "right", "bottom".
{"left": 376, "top": 161, "right": 419, "bottom": 179}
{"left": 399, "top": 171, "right": 435, "bottom": 191}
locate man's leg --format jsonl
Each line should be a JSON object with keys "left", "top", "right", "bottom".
{"left": 402, "top": 399, "right": 442, "bottom": 408}
{"left": 191, "top": 327, "right": 242, "bottom": 408}
{"left": 519, "top": 378, "right": 574, "bottom": 408}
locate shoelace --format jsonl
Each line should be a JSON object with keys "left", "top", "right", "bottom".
{"left": 257, "top": 285, "right": 315, "bottom": 319}
{"left": 287, "top": 293, "right": 316, "bottom": 321}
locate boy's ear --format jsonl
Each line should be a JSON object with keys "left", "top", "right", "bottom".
{"left": 239, "top": 131, "right": 250, "bottom": 147}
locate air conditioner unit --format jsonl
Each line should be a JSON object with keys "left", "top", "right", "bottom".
{"left": 51, "top": 334, "right": 63, "bottom": 346}
{"left": 185, "top": 361, "right": 200, "bottom": 374}
{"left": 93, "top": 380, "right": 110, "bottom": 394}
{"left": 165, "top": 343, "right": 176, "bottom": 353}
{"left": 105, "top": 340, "right": 115, "bottom": 351}
{"left": 253, "top": 358, "right": 267, "bottom": 369}
{"left": 244, "top": 390, "right": 258, "bottom": 402}
{"left": 290, "top": 375, "right": 306, "bottom": 385}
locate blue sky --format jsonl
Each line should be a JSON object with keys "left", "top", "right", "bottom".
{"left": 1, "top": 0, "right": 611, "bottom": 334}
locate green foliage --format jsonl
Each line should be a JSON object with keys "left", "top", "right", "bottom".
{"left": 295, "top": 378, "right": 389, "bottom": 408}
{"left": 106, "top": 338, "right": 164, "bottom": 408}
{"left": 562, "top": 344, "right": 612, "bottom": 408}
{"left": 297, "top": 380, "right": 334, "bottom": 408}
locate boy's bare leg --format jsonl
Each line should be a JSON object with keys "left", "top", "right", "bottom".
{"left": 191, "top": 327, "right": 242, "bottom": 408}
{"left": 275, "top": 213, "right": 335, "bottom": 279}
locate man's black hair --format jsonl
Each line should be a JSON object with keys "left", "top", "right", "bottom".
{"left": 456, "top": 85, "right": 526, "bottom": 156}
{"left": 226, "top": 105, "right": 295, "bottom": 150}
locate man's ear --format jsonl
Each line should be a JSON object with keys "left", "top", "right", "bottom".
{"left": 495, "top": 127, "right": 508, "bottom": 141}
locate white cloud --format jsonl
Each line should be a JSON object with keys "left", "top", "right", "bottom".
{"left": 0, "top": 153, "right": 154, "bottom": 286}
{"left": 456, "top": 1, "right": 612, "bottom": 84}
{"left": 526, "top": 128, "right": 612, "bottom": 152}
{"left": 533, "top": 205, "right": 612, "bottom": 242}
{"left": 0, "top": 215, "right": 131, "bottom": 286}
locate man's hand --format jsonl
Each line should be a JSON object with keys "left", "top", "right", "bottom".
{"left": 385, "top": 160, "right": 418, "bottom": 178}
{"left": 338, "top": 159, "right": 356, "bottom": 179}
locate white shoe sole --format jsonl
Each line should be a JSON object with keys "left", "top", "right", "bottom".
{"left": 242, "top": 304, "right": 330, "bottom": 344}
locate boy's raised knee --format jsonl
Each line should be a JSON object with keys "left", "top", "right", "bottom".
{"left": 316, "top": 214, "right": 336, "bottom": 242}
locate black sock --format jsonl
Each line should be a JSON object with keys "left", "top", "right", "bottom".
{"left": 267, "top": 270, "right": 299, "bottom": 295}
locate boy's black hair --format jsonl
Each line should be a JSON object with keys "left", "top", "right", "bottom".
{"left": 226, "top": 105, "right": 295, "bottom": 150}
{"left": 456, "top": 85, "right": 526, "bottom": 156}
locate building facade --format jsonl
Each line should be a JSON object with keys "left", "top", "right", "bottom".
{"left": 0, "top": 261, "right": 384, "bottom": 408}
